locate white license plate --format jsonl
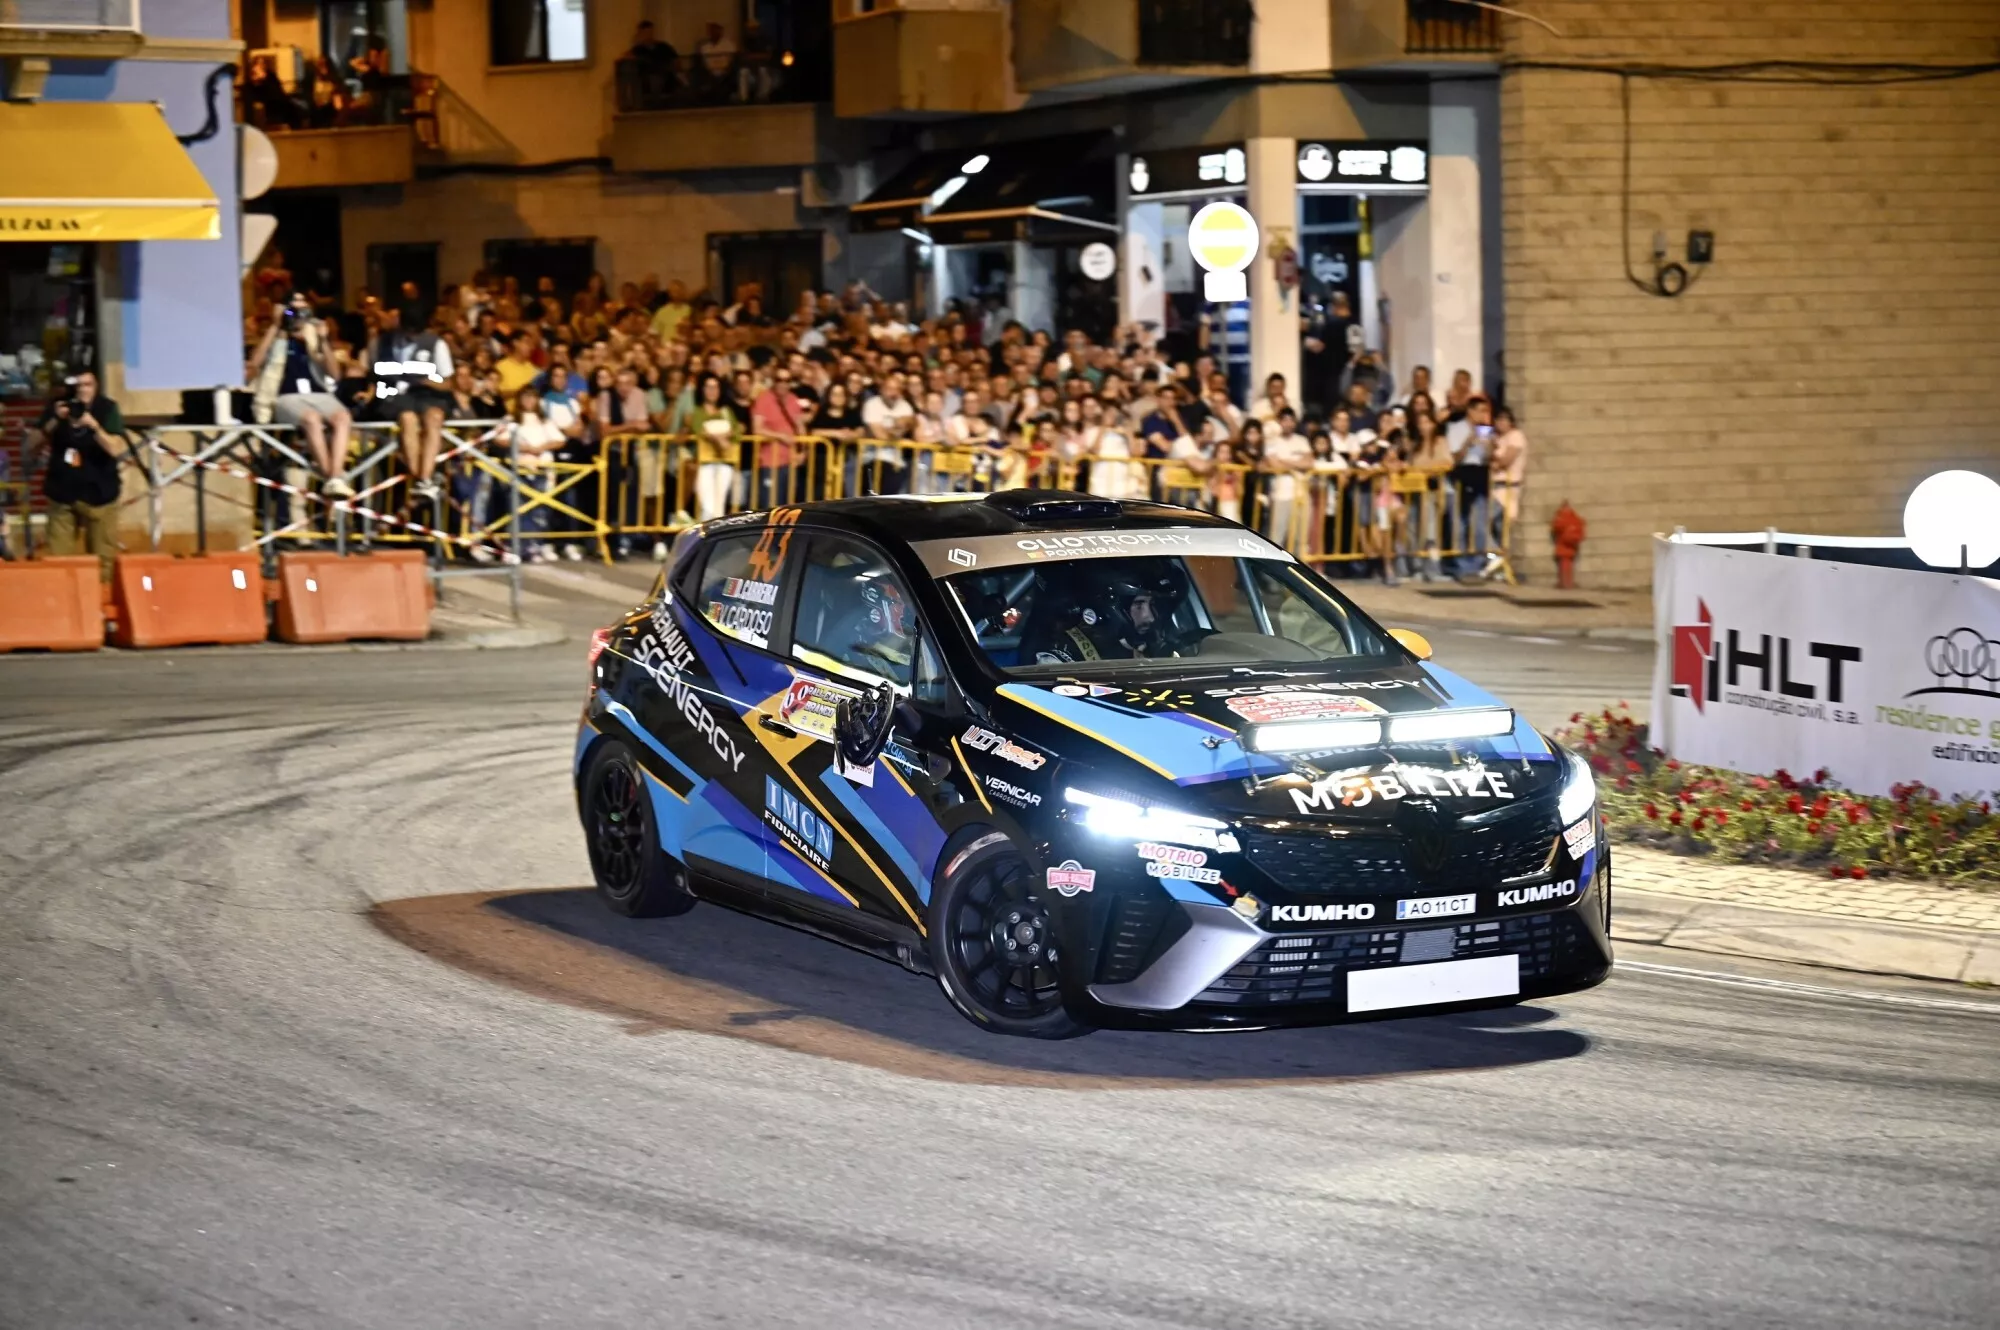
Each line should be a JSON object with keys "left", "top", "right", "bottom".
{"left": 1396, "top": 892, "right": 1476, "bottom": 921}
{"left": 1346, "top": 954, "right": 1520, "bottom": 1013}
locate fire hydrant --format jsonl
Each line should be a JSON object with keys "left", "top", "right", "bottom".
{"left": 1550, "top": 501, "right": 1586, "bottom": 589}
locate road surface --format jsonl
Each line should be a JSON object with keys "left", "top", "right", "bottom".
{"left": 2, "top": 612, "right": 1994, "bottom": 1328}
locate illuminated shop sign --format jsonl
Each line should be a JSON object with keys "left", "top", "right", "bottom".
{"left": 1296, "top": 141, "right": 1429, "bottom": 188}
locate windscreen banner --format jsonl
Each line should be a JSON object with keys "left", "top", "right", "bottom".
{"left": 1649, "top": 539, "right": 2000, "bottom": 801}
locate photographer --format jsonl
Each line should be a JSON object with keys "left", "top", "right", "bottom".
{"left": 248, "top": 295, "right": 356, "bottom": 499}
{"left": 363, "top": 305, "right": 453, "bottom": 502}
{"left": 32, "top": 371, "right": 128, "bottom": 581}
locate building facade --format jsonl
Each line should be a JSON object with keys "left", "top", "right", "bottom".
{"left": 2, "top": 0, "right": 243, "bottom": 415}
{"left": 225, "top": 0, "right": 1999, "bottom": 585}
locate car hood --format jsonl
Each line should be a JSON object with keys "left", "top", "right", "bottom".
{"left": 994, "top": 658, "right": 1564, "bottom": 817}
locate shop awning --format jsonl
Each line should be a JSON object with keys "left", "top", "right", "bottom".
{"left": 852, "top": 133, "right": 1117, "bottom": 246}
{"left": 923, "top": 133, "right": 1117, "bottom": 246}
{"left": 0, "top": 102, "right": 221, "bottom": 242}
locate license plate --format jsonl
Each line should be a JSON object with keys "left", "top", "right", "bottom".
{"left": 1396, "top": 892, "right": 1475, "bottom": 921}
{"left": 1346, "top": 954, "right": 1520, "bottom": 1013}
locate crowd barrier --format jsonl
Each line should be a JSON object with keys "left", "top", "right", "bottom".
{"left": 10, "top": 422, "right": 1518, "bottom": 619}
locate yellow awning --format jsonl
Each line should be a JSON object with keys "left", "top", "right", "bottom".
{"left": 0, "top": 101, "right": 221, "bottom": 242}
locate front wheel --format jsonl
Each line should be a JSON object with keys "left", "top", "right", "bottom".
{"left": 581, "top": 739, "right": 697, "bottom": 918}
{"left": 928, "top": 832, "right": 1090, "bottom": 1039}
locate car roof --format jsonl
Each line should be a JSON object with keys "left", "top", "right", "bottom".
{"left": 704, "top": 490, "right": 1239, "bottom": 549}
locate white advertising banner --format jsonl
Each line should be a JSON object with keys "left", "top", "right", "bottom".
{"left": 1649, "top": 539, "right": 2000, "bottom": 801}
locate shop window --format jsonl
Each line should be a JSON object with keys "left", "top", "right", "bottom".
{"left": 711, "top": 231, "right": 824, "bottom": 322}
{"left": 0, "top": 244, "right": 96, "bottom": 402}
{"left": 490, "top": 0, "right": 588, "bottom": 67}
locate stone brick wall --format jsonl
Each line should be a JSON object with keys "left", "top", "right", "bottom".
{"left": 1501, "top": 1, "right": 2000, "bottom": 586}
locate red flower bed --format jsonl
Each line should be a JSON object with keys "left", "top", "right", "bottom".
{"left": 1557, "top": 705, "right": 2000, "bottom": 885}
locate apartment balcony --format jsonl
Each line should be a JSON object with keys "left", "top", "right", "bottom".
{"left": 237, "top": 73, "right": 421, "bottom": 188}
{"left": 832, "top": 1, "right": 1008, "bottom": 119}
{"left": 1333, "top": 0, "right": 1503, "bottom": 70}
{"left": 1011, "top": 0, "right": 1250, "bottom": 99}
{"left": 610, "top": 54, "right": 830, "bottom": 172}
{"left": 0, "top": 0, "right": 143, "bottom": 58}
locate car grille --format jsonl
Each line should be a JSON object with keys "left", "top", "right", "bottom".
{"left": 1094, "top": 891, "right": 1189, "bottom": 986}
{"left": 1242, "top": 804, "right": 1560, "bottom": 895}
{"left": 1196, "top": 911, "right": 1593, "bottom": 1007}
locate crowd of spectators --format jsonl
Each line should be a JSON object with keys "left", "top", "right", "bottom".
{"left": 243, "top": 266, "right": 1527, "bottom": 580}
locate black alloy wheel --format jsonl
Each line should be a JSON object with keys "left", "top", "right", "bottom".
{"left": 582, "top": 739, "right": 697, "bottom": 918}
{"left": 928, "top": 833, "right": 1089, "bottom": 1039}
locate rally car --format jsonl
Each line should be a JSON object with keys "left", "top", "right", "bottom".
{"left": 575, "top": 491, "right": 1611, "bottom": 1038}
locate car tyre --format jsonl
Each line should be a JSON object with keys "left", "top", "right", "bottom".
{"left": 582, "top": 739, "right": 697, "bottom": 918}
{"left": 928, "top": 831, "right": 1091, "bottom": 1040}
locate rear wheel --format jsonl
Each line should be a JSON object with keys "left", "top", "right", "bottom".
{"left": 581, "top": 739, "right": 696, "bottom": 918}
{"left": 928, "top": 833, "right": 1090, "bottom": 1039}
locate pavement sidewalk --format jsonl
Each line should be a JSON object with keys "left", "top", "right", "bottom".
{"left": 1613, "top": 844, "right": 2000, "bottom": 986}
{"left": 1340, "top": 575, "right": 1654, "bottom": 640}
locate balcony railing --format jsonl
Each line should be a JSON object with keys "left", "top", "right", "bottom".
{"left": 615, "top": 51, "right": 827, "bottom": 114}
{"left": 0, "top": 0, "right": 139, "bottom": 31}
{"left": 238, "top": 67, "right": 431, "bottom": 141}
{"left": 1405, "top": 0, "right": 1501, "bottom": 54}
{"left": 1137, "top": 0, "right": 1252, "bottom": 66}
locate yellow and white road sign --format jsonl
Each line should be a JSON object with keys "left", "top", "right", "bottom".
{"left": 1187, "top": 200, "right": 1258, "bottom": 303}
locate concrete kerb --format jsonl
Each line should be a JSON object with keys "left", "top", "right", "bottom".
{"left": 1615, "top": 887, "right": 2000, "bottom": 987}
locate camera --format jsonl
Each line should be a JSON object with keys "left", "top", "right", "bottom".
{"left": 280, "top": 305, "right": 303, "bottom": 333}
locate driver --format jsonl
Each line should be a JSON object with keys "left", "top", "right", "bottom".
{"left": 1021, "top": 560, "right": 1189, "bottom": 663}
{"left": 845, "top": 572, "right": 915, "bottom": 679}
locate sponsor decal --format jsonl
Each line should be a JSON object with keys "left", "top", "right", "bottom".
{"left": 764, "top": 775, "right": 835, "bottom": 872}
{"left": 1051, "top": 682, "right": 1122, "bottom": 698}
{"left": 960, "top": 725, "right": 1048, "bottom": 770}
{"left": 1497, "top": 878, "right": 1579, "bottom": 908}
{"left": 706, "top": 598, "right": 774, "bottom": 646}
{"left": 632, "top": 611, "right": 746, "bottom": 773}
{"left": 780, "top": 676, "right": 859, "bottom": 742}
{"left": 1670, "top": 597, "right": 1863, "bottom": 723}
{"left": 838, "top": 753, "right": 876, "bottom": 787}
{"left": 1205, "top": 679, "right": 1419, "bottom": 698}
{"left": 1120, "top": 685, "right": 1197, "bottom": 710}
{"left": 1046, "top": 860, "right": 1096, "bottom": 897}
{"left": 1135, "top": 840, "right": 1223, "bottom": 884}
{"left": 947, "top": 547, "right": 978, "bottom": 567}
{"left": 1014, "top": 531, "right": 1197, "bottom": 561}
{"left": 1290, "top": 762, "right": 1513, "bottom": 814}
{"left": 1396, "top": 893, "right": 1476, "bottom": 921}
{"left": 1912, "top": 628, "right": 2000, "bottom": 700}
{"left": 984, "top": 775, "right": 1042, "bottom": 808}
{"left": 1270, "top": 902, "right": 1376, "bottom": 924}
{"left": 721, "top": 576, "right": 779, "bottom": 605}
{"left": 1227, "top": 691, "right": 1385, "bottom": 726}
{"left": 1562, "top": 816, "right": 1596, "bottom": 858}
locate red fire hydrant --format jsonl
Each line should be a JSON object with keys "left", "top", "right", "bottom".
{"left": 1550, "top": 501, "right": 1586, "bottom": 589}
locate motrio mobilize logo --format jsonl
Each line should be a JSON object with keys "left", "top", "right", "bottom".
{"left": 1670, "top": 599, "right": 1863, "bottom": 722}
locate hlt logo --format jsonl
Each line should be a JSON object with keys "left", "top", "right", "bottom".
{"left": 1671, "top": 599, "right": 1862, "bottom": 714}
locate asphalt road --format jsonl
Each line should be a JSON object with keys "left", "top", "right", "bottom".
{"left": 2, "top": 617, "right": 1996, "bottom": 1329}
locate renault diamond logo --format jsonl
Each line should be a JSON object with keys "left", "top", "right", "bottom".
{"left": 947, "top": 548, "right": 977, "bottom": 567}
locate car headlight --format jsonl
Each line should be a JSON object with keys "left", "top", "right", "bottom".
{"left": 1064, "top": 787, "right": 1238, "bottom": 852}
{"left": 1557, "top": 748, "right": 1596, "bottom": 827}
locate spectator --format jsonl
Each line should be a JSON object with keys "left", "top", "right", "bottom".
{"left": 858, "top": 370, "right": 914, "bottom": 494}
{"left": 1249, "top": 372, "right": 1289, "bottom": 424}
{"left": 243, "top": 55, "right": 302, "bottom": 130}
{"left": 364, "top": 304, "right": 453, "bottom": 501}
{"left": 304, "top": 55, "right": 344, "bottom": 129}
{"left": 1490, "top": 404, "right": 1529, "bottom": 559}
{"left": 493, "top": 328, "right": 540, "bottom": 410}
{"left": 750, "top": 364, "right": 809, "bottom": 507}
{"left": 688, "top": 373, "right": 741, "bottom": 521}
{"left": 1449, "top": 395, "right": 1499, "bottom": 578}
{"left": 507, "top": 385, "right": 567, "bottom": 562}
{"left": 1260, "top": 407, "right": 1313, "bottom": 549}
{"left": 695, "top": 21, "right": 737, "bottom": 96}
{"left": 248, "top": 295, "right": 355, "bottom": 497}
{"left": 31, "top": 371, "right": 127, "bottom": 581}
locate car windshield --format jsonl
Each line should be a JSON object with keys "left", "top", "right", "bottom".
{"left": 942, "top": 554, "right": 1400, "bottom": 674}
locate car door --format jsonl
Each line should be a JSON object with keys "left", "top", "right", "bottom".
{"left": 764, "top": 530, "right": 950, "bottom": 934}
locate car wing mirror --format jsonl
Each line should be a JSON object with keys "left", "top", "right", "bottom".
{"left": 834, "top": 684, "right": 898, "bottom": 769}
{"left": 1387, "top": 627, "right": 1434, "bottom": 660}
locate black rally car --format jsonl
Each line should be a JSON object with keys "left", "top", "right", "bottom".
{"left": 575, "top": 491, "right": 1610, "bottom": 1037}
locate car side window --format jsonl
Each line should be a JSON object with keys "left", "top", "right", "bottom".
{"left": 695, "top": 532, "right": 790, "bottom": 648}
{"left": 792, "top": 535, "right": 919, "bottom": 689}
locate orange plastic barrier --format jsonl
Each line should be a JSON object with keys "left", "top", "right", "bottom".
{"left": 111, "top": 552, "right": 270, "bottom": 648}
{"left": 274, "top": 550, "right": 432, "bottom": 644}
{"left": 0, "top": 557, "right": 105, "bottom": 652}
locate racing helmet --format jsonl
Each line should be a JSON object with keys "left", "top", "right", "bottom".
{"left": 1079, "top": 559, "right": 1187, "bottom": 645}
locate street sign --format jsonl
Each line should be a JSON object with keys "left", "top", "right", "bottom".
{"left": 1187, "top": 200, "right": 1258, "bottom": 303}
{"left": 1078, "top": 241, "right": 1116, "bottom": 282}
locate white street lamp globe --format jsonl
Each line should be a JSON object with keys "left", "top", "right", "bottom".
{"left": 1903, "top": 469, "right": 2000, "bottom": 569}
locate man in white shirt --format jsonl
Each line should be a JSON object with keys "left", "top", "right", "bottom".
{"left": 1259, "top": 407, "right": 1315, "bottom": 551}
{"left": 1249, "top": 372, "right": 1291, "bottom": 424}
{"left": 858, "top": 371, "right": 915, "bottom": 494}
